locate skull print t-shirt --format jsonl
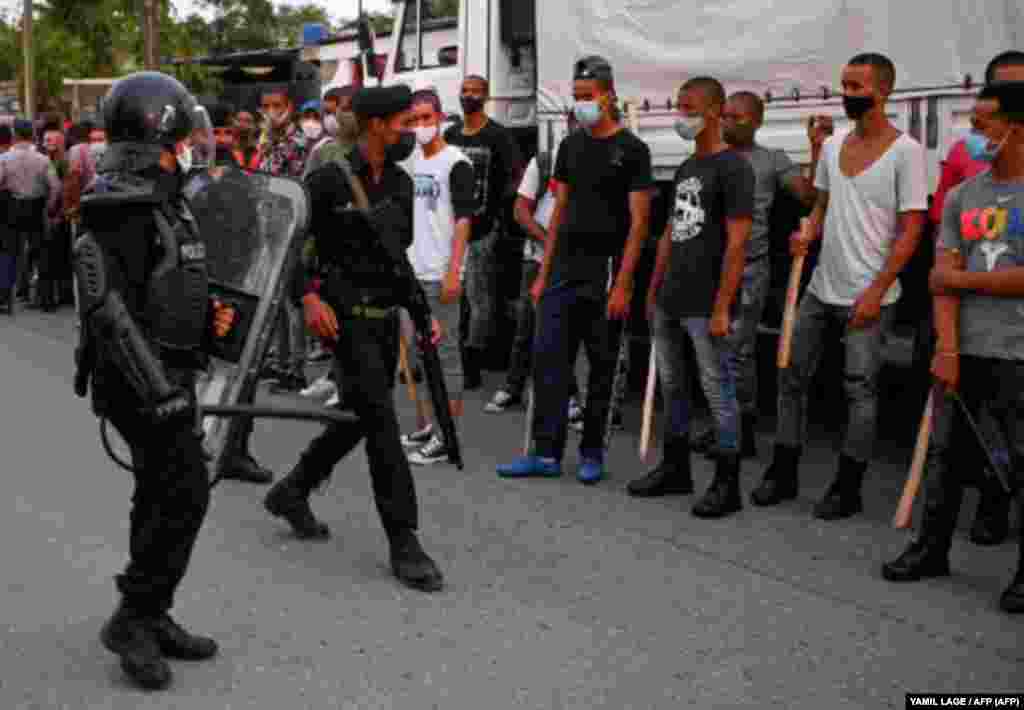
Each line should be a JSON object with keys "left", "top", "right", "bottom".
{"left": 658, "top": 149, "right": 755, "bottom": 319}
{"left": 939, "top": 171, "right": 1024, "bottom": 361}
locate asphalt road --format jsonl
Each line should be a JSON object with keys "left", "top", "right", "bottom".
{"left": 0, "top": 308, "right": 1020, "bottom": 709}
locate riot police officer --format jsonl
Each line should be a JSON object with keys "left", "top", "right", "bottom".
{"left": 73, "top": 72, "right": 236, "bottom": 690}
{"left": 263, "top": 85, "right": 445, "bottom": 593}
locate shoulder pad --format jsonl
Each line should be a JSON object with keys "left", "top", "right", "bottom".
{"left": 82, "top": 173, "right": 163, "bottom": 207}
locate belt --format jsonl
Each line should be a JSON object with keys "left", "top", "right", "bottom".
{"left": 348, "top": 304, "right": 396, "bottom": 319}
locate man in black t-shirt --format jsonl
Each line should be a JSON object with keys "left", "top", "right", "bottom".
{"left": 497, "top": 56, "right": 653, "bottom": 485}
{"left": 626, "top": 77, "right": 754, "bottom": 520}
{"left": 444, "top": 75, "right": 523, "bottom": 389}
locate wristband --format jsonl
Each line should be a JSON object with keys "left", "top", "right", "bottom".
{"left": 936, "top": 351, "right": 959, "bottom": 357}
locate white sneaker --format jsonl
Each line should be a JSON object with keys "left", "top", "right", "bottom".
{"left": 401, "top": 423, "right": 433, "bottom": 448}
{"left": 407, "top": 434, "right": 449, "bottom": 466}
{"left": 301, "top": 374, "right": 337, "bottom": 401}
{"left": 484, "top": 388, "right": 521, "bottom": 413}
{"left": 325, "top": 391, "right": 341, "bottom": 408}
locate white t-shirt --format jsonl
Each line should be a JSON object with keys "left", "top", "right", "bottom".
{"left": 808, "top": 132, "right": 928, "bottom": 306}
{"left": 402, "top": 144, "right": 475, "bottom": 282}
{"left": 516, "top": 147, "right": 560, "bottom": 263}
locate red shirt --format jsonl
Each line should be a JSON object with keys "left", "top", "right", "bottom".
{"left": 929, "top": 138, "right": 988, "bottom": 225}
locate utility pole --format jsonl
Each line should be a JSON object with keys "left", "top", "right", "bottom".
{"left": 22, "top": 0, "right": 33, "bottom": 120}
{"left": 142, "top": 0, "right": 160, "bottom": 70}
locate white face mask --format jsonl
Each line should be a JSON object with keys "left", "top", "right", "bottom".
{"left": 414, "top": 124, "right": 439, "bottom": 146}
{"left": 323, "top": 114, "right": 339, "bottom": 137}
{"left": 176, "top": 145, "right": 193, "bottom": 173}
{"left": 301, "top": 120, "right": 323, "bottom": 140}
{"left": 674, "top": 113, "right": 705, "bottom": 141}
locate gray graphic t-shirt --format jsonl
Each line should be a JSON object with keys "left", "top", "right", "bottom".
{"left": 939, "top": 172, "right": 1024, "bottom": 361}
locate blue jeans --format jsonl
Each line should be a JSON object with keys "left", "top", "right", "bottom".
{"left": 532, "top": 282, "right": 623, "bottom": 460}
{"left": 654, "top": 308, "right": 741, "bottom": 454}
{"left": 776, "top": 290, "right": 892, "bottom": 462}
{"left": 732, "top": 257, "right": 771, "bottom": 415}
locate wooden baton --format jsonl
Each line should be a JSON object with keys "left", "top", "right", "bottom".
{"left": 639, "top": 345, "right": 658, "bottom": 462}
{"left": 398, "top": 332, "right": 431, "bottom": 426}
{"left": 893, "top": 389, "right": 936, "bottom": 529}
{"left": 777, "top": 218, "right": 810, "bottom": 369}
{"left": 523, "top": 384, "right": 535, "bottom": 456}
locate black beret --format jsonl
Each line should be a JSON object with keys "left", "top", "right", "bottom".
{"left": 352, "top": 85, "right": 413, "bottom": 119}
{"left": 574, "top": 55, "right": 613, "bottom": 82}
{"left": 979, "top": 81, "right": 1024, "bottom": 122}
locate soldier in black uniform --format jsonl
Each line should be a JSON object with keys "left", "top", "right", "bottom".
{"left": 73, "top": 72, "right": 236, "bottom": 690}
{"left": 263, "top": 85, "right": 444, "bottom": 592}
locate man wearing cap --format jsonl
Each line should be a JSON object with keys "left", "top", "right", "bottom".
{"left": 263, "top": 85, "right": 445, "bottom": 593}
{"left": 0, "top": 119, "right": 60, "bottom": 307}
{"left": 497, "top": 55, "right": 653, "bottom": 484}
{"left": 881, "top": 79, "right": 1024, "bottom": 614}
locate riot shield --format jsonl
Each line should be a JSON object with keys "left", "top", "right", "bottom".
{"left": 187, "top": 166, "right": 352, "bottom": 479}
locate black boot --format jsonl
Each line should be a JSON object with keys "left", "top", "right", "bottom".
{"left": 100, "top": 604, "right": 172, "bottom": 691}
{"left": 1000, "top": 493, "right": 1024, "bottom": 613}
{"left": 882, "top": 447, "right": 960, "bottom": 583}
{"left": 148, "top": 614, "right": 218, "bottom": 660}
{"left": 969, "top": 475, "right": 1010, "bottom": 546}
{"left": 462, "top": 346, "right": 483, "bottom": 391}
{"left": 388, "top": 529, "right": 444, "bottom": 592}
{"left": 741, "top": 412, "right": 759, "bottom": 459}
{"left": 627, "top": 437, "right": 694, "bottom": 497}
{"left": 750, "top": 444, "right": 802, "bottom": 506}
{"left": 263, "top": 456, "right": 331, "bottom": 539}
{"left": 813, "top": 454, "right": 867, "bottom": 520}
{"left": 692, "top": 453, "right": 743, "bottom": 519}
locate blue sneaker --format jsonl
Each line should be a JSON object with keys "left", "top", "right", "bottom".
{"left": 577, "top": 455, "right": 604, "bottom": 485}
{"left": 497, "top": 456, "right": 562, "bottom": 478}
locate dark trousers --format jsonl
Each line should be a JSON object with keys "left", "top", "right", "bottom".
{"left": 504, "top": 261, "right": 580, "bottom": 400}
{"left": 921, "top": 356, "right": 1024, "bottom": 541}
{"left": 106, "top": 387, "right": 211, "bottom": 617}
{"left": 298, "top": 315, "right": 419, "bottom": 532}
{"left": 532, "top": 282, "right": 623, "bottom": 460}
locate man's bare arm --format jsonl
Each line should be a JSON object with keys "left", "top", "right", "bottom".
{"left": 514, "top": 195, "right": 546, "bottom": 245}
{"left": 713, "top": 216, "right": 752, "bottom": 316}
{"left": 613, "top": 189, "right": 653, "bottom": 292}
{"left": 868, "top": 210, "right": 926, "bottom": 295}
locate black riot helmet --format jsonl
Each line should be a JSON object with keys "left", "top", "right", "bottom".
{"left": 101, "top": 71, "right": 209, "bottom": 149}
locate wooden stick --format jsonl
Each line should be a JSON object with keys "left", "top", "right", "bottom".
{"left": 523, "top": 384, "right": 535, "bottom": 456}
{"left": 398, "top": 332, "right": 431, "bottom": 427}
{"left": 639, "top": 344, "right": 658, "bottom": 462}
{"left": 893, "top": 389, "right": 935, "bottom": 529}
{"left": 777, "top": 218, "right": 810, "bottom": 369}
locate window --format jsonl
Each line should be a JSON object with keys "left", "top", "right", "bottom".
{"left": 396, "top": 0, "right": 459, "bottom": 73}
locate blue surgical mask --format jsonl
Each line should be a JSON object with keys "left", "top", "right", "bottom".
{"left": 965, "top": 129, "right": 1008, "bottom": 163}
{"left": 573, "top": 101, "right": 602, "bottom": 128}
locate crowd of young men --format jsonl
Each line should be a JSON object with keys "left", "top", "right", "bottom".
{"left": 43, "top": 46, "right": 1024, "bottom": 694}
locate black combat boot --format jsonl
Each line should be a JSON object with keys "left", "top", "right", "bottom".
{"left": 1000, "top": 492, "right": 1024, "bottom": 614}
{"left": 813, "top": 454, "right": 867, "bottom": 520}
{"left": 741, "top": 412, "right": 759, "bottom": 459}
{"left": 882, "top": 448, "right": 961, "bottom": 583}
{"left": 388, "top": 528, "right": 444, "bottom": 592}
{"left": 263, "top": 455, "right": 331, "bottom": 539}
{"left": 750, "top": 443, "right": 802, "bottom": 506}
{"left": 627, "top": 437, "right": 694, "bottom": 497}
{"left": 100, "top": 603, "right": 172, "bottom": 691}
{"left": 692, "top": 453, "right": 743, "bottom": 519}
{"left": 969, "top": 474, "right": 1010, "bottom": 546}
{"left": 462, "top": 346, "right": 483, "bottom": 391}
{"left": 148, "top": 614, "right": 218, "bottom": 660}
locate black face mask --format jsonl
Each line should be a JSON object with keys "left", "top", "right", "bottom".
{"left": 385, "top": 131, "right": 416, "bottom": 163}
{"left": 460, "top": 95, "right": 485, "bottom": 116}
{"left": 843, "top": 94, "right": 875, "bottom": 120}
